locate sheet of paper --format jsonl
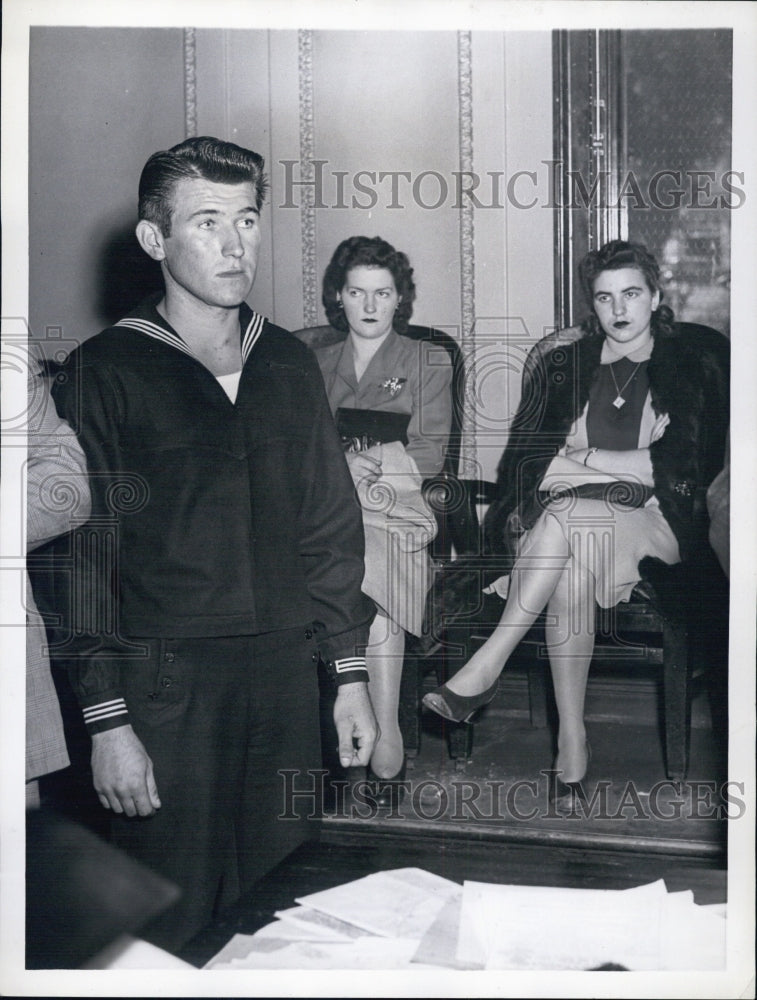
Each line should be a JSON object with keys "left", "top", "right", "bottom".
{"left": 204, "top": 933, "right": 289, "bottom": 968}
{"left": 457, "top": 879, "right": 668, "bottom": 971}
{"left": 206, "top": 935, "right": 430, "bottom": 970}
{"left": 411, "top": 892, "right": 482, "bottom": 970}
{"left": 295, "top": 867, "right": 460, "bottom": 939}
{"left": 659, "top": 891, "right": 727, "bottom": 969}
{"left": 273, "top": 905, "right": 369, "bottom": 941}
{"left": 698, "top": 902, "right": 727, "bottom": 919}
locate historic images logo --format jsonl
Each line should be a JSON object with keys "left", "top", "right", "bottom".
{"left": 279, "top": 160, "right": 746, "bottom": 212}
{"left": 279, "top": 770, "right": 746, "bottom": 823}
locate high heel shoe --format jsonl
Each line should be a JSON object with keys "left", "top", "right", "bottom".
{"left": 366, "top": 760, "right": 407, "bottom": 810}
{"left": 549, "top": 742, "right": 591, "bottom": 816}
{"left": 422, "top": 678, "right": 499, "bottom": 724}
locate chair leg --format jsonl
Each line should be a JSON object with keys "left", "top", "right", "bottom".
{"left": 527, "top": 659, "right": 549, "bottom": 729}
{"left": 398, "top": 649, "right": 422, "bottom": 759}
{"left": 437, "top": 633, "right": 475, "bottom": 766}
{"left": 662, "top": 620, "right": 690, "bottom": 781}
{"left": 447, "top": 721, "right": 474, "bottom": 768}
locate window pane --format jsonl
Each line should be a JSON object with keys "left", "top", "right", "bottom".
{"left": 624, "top": 30, "right": 732, "bottom": 335}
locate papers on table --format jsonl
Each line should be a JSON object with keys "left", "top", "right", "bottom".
{"left": 204, "top": 868, "right": 726, "bottom": 971}
{"left": 294, "top": 866, "right": 460, "bottom": 938}
{"left": 205, "top": 868, "right": 458, "bottom": 970}
{"left": 457, "top": 878, "right": 726, "bottom": 971}
{"left": 272, "top": 905, "right": 367, "bottom": 942}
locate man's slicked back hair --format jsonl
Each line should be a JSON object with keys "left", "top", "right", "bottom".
{"left": 138, "top": 136, "right": 268, "bottom": 236}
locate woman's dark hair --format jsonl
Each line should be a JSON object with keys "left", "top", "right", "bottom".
{"left": 138, "top": 136, "right": 268, "bottom": 236}
{"left": 579, "top": 240, "right": 674, "bottom": 336}
{"left": 322, "top": 236, "right": 416, "bottom": 334}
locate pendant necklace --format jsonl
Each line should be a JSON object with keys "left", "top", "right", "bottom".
{"left": 609, "top": 360, "right": 642, "bottom": 409}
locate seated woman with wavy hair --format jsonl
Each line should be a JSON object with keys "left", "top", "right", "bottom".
{"left": 423, "top": 240, "right": 729, "bottom": 811}
{"left": 315, "top": 235, "right": 452, "bottom": 800}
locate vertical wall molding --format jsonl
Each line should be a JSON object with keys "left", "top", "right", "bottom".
{"left": 298, "top": 29, "right": 318, "bottom": 327}
{"left": 183, "top": 28, "right": 198, "bottom": 138}
{"left": 457, "top": 30, "right": 477, "bottom": 477}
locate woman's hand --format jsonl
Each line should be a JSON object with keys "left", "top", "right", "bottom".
{"left": 546, "top": 450, "right": 594, "bottom": 475}
{"left": 483, "top": 575, "right": 510, "bottom": 599}
{"left": 650, "top": 412, "right": 670, "bottom": 443}
{"left": 345, "top": 449, "right": 382, "bottom": 488}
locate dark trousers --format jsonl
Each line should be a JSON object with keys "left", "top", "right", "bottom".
{"left": 110, "top": 627, "right": 322, "bottom": 952}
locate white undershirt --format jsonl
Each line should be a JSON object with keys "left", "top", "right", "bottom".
{"left": 215, "top": 370, "right": 242, "bottom": 403}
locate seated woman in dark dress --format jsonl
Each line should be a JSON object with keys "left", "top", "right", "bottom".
{"left": 423, "top": 240, "right": 729, "bottom": 810}
{"left": 315, "top": 236, "right": 453, "bottom": 793}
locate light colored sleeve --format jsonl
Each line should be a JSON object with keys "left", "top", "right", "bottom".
{"left": 405, "top": 341, "right": 453, "bottom": 479}
{"left": 27, "top": 364, "right": 92, "bottom": 551}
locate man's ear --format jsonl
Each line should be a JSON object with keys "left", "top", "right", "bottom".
{"left": 135, "top": 219, "right": 166, "bottom": 261}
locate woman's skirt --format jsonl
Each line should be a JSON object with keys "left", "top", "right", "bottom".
{"left": 357, "top": 441, "right": 438, "bottom": 636}
{"left": 535, "top": 496, "right": 680, "bottom": 608}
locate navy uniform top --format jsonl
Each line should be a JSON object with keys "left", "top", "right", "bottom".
{"left": 53, "top": 295, "right": 373, "bottom": 733}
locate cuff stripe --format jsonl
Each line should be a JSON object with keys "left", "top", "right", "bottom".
{"left": 83, "top": 699, "right": 128, "bottom": 722}
{"left": 334, "top": 657, "right": 367, "bottom": 673}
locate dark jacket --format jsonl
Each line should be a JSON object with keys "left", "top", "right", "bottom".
{"left": 52, "top": 296, "right": 374, "bottom": 733}
{"left": 485, "top": 322, "right": 730, "bottom": 564}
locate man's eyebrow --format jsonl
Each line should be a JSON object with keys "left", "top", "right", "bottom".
{"left": 187, "top": 205, "right": 259, "bottom": 219}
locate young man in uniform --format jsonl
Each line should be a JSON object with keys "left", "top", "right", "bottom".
{"left": 53, "top": 136, "right": 377, "bottom": 950}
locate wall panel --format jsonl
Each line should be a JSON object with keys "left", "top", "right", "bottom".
{"left": 309, "top": 30, "right": 462, "bottom": 334}
{"left": 28, "top": 26, "right": 554, "bottom": 474}
{"left": 472, "top": 30, "right": 554, "bottom": 480}
{"left": 195, "top": 29, "right": 276, "bottom": 319}
{"left": 267, "top": 31, "right": 306, "bottom": 330}
{"left": 29, "top": 27, "right": 185, "bottom": 348}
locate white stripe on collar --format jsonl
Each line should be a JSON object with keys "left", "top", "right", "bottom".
{"left": 240, "top": 311, "right": 265, "bottom": 363}
{"left": 115, "top": 312, "right": 266, "bottom": 365}
{"left": 115, "top": 318, "right": 195, "bottom": 358}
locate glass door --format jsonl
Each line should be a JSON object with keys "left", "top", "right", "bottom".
{"left": 553, "top": 29, "right": 733, "bottom": 336}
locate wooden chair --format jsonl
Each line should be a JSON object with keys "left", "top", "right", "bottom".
{"left": 421, "top": 323, "right": 729, "bottom": 781}
{"left": 430, "top": 490, "right": 728, "bottom": 780}
{"left": 291, "top": 323, "right": 467, "bottom": 764}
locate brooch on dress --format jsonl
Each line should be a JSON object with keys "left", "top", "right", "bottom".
{"left": 380, "top": 377, "right": 407, "bottom": 397}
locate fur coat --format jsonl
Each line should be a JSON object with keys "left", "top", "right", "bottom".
{"left": 485, "top": 322, "right": 730, "bottom": 564}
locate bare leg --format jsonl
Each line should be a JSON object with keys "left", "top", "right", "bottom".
{"left": 445, "top": 511, "right": 572, "bottom": 697}
{"left": 545, "top": 559, "right": 596, "bottom": 782}
{"left": 366, "top": 612, "right": 406, "bottom": 779}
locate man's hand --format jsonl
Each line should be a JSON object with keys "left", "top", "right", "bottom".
{"left": 91, "top": 725, "right": 161, "bottom": 817}
{"left": 333, "top": 681, "right": 378, "bottom": 768}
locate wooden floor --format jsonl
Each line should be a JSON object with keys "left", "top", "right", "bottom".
{"left": 321, "top": 663, "right": 729, "bottom": 858}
